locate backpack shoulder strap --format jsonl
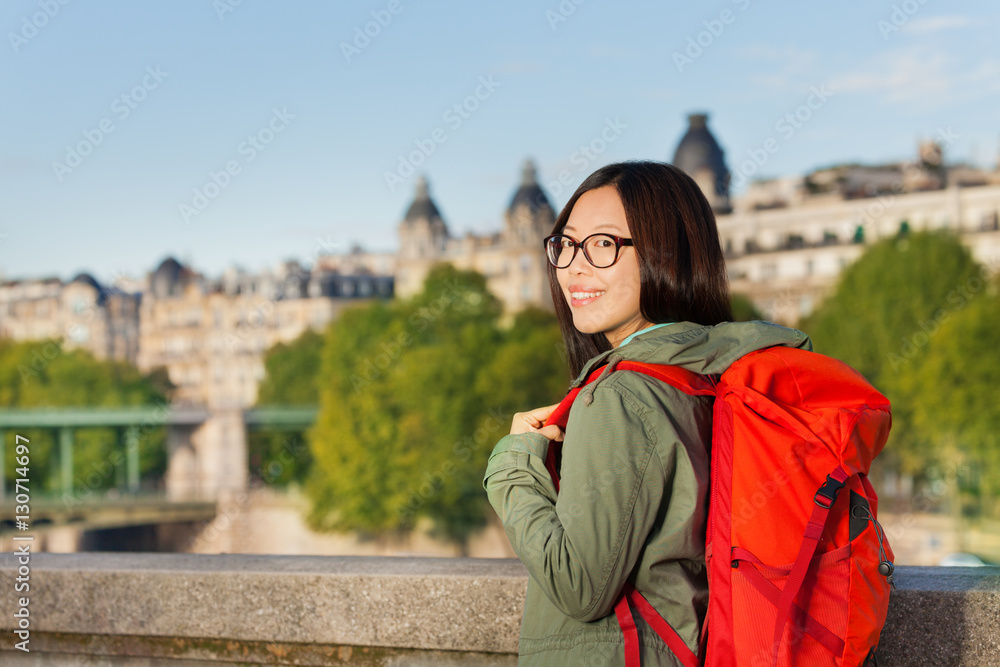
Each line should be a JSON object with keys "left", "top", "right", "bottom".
{"left": 542, "top": 361, "right": 716, "bottom": 489}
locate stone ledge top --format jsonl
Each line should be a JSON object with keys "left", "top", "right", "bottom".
{"left": 0, "top": 552, "right": 530, "bottom": 579}
{"left": 1, "top": 554, "right": 998, "bottom": 662}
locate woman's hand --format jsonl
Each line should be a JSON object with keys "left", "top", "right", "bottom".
{"left": 510, "top": 403, "right": 565, "bottom": 442}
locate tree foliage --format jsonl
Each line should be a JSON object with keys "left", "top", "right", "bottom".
{"left": 798, "top": 230, "right": 986, "bottom": 481}
{"left": 249, "top": 328, "right": 324, "bottom": 485}
{"left": 905, "top": 277, "right": 1000, "bottom": 516}
{"left": 731, "top": 293, "right": 763, "bottom": 322}
{"left": 305, "top": 264, "right": 568, "bottom": 548}
{"left": 0, "top": 339, "right": 169, "bottom": 495}
{"left": 800, "top": 230, "right": 981, "bottom": 396}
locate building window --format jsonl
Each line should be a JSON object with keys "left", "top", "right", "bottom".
{"left": 520, "top": 254, "right": 532, "bottom": 274}
{"left": 805, "top": 259, "right": 814, "bottom": 276}
{"left": 521, "top": 283, "right": 531, "bottom": 300}
{"left": 760, "top": 263, "right": 777, "bottom": 280}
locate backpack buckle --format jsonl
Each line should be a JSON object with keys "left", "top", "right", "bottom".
{"left": 814, "top": 474, "right": 846, "bottom": 508}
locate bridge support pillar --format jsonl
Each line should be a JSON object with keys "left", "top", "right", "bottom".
{"left": 125, "top": 427, "right": 140, "bottom": 493}
{"left": 0, "top": 429, "right": 5, "bottom": 500}
{"left": 59, "top": 427, "right": 74, "bottom": 496}
{"left": 165, "top": 410, "right": 247, "bottom": 501}
{"left": 165, "top": 424, "right": 198, "bottom": 501}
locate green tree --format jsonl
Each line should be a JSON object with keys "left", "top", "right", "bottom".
{"left": 798, "top": 230, "right": 982, "bottom": 477}
{"left": 249, "top": 328, "right": 324, "bottom": 486}
{"left": 305, "top": 264, "right": 505, "bottom": 548}
{"left": 906, "top": 277, "right": 1000, "bottom": 517}
{"left": 305, "top": 266, "right": 571, "bottom": 550}
{"left": 0, "top": 339, "right": 170, "bottom": 496}
{"left": 800, "top": 230, "right": 980, "bottom": 394}
{"left": 731, "top": 293, "right": 763, "bottom": 322}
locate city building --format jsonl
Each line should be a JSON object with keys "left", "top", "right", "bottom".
{"left": 136, "top": 257, "right": 392, "bottom": 408}
{"left": 395, "top": 160, "right": 556, "bottom": 313}
{"left": 0, "top": 272, "right": 140, "bottom": 364}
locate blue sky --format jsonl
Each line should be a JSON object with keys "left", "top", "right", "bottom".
{"left": 1, "top": 0, "right": 998, "bottom": 285}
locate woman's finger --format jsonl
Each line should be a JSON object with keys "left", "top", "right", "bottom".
{"left": 526, "top": 403, "right": 561, "bottom": 423}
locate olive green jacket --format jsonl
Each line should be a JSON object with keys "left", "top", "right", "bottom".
{"left": 483, "top": 321, "right": 812, "bottom": 666}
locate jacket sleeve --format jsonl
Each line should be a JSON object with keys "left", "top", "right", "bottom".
{"left": 483, "top": 381, "right": 677, "bottom": 622}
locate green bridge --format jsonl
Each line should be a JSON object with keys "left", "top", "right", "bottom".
{"left": 0, "top": 405, "right": 317, "bottom": 508}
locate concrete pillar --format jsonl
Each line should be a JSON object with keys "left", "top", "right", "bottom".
{"left": 0, "top": 428, "right": 5, "bottom": 501}
{"left": 192, "top": 409, "right": 248, "bottom": 501}
{"left": 165, "top": 410, "right": 248, "bottom": 502}
{"left": 165, "top": 424, "right": 199, "bottom": 501}
{"left": 125, "top": 426, "right": 140, "bottom": 493}
{"left": 59, "top": 427, "right": 74, "bottom": 496}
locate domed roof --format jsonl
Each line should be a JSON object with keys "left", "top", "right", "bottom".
{"left": 403, "top": 176, "right": 444, "bottom": 224}
{"left": 69, "top": 272, "right": 107, "bottom": 306}
{"left": 151, "top": 256, "right": 183, "bottom": 298}
{"left": 671, "top": 113, "right": 730, "bottom": 208}
{"left": 508, "top": 160, "right": 553, "bottom": 216}
{"left": 70, "top": 272, "right": 102, "bottom": 291}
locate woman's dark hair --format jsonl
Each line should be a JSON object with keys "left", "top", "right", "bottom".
{"left": 547, "top": 160, "right": 733, "bottom": 378}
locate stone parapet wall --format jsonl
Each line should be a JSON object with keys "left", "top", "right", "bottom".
{"left": 1, "top": 554, "right": 997, "bottom": 665}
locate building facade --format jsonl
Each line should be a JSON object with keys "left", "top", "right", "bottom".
{"left": 0, "top": 272, "right": 141, "bottom": 364}
{"left": 136, "top": 257, "right": 392, "bottom": 409}
{"left": 396, "top": 160, "right": 556, "bottom": 313}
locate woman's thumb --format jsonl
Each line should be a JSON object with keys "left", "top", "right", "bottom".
{"left": 537, "top": 424, "right": 564, "bottom": 442}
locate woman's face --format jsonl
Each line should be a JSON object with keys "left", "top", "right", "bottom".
{"left": 556, "top": 186, "right": 652, "bottom": 347}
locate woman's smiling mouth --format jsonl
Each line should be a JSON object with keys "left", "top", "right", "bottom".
{"left": 568, "top": 288, "right": 606, "bottom": 306}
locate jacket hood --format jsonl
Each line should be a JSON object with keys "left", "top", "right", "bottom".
{"left": 570, "top": 320, "right": 812, "bottom": 389}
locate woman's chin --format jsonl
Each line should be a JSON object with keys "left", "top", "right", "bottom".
{"left": 571, "top": 317, "right": 605, "bottom": 336}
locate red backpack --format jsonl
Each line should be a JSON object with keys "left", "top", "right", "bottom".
{"left": 543, "top": 345, "right": 894, "bottom": 667}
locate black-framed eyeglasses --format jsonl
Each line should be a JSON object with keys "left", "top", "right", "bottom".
{"left": 543, "top": 233, "right": 634, "bottom": 269}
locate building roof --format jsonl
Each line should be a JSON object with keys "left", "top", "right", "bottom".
{"left": 403, "top": 176, "right": 444, "bottom": 224}
{"left": 671, "top": 113, "right": 730, "bottom": 204}
{"left": 507, "top": 159, "right": 553, "bottom": 216}
{"left": 70, "top": 272, "right": 102, "bottom": 290}
{"left": 151, "top": 256, "right": 184, "bottom": 298}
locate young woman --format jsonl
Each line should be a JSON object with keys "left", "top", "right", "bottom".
{"left": 483, "top": 161, "right": 810, "bottom": 665}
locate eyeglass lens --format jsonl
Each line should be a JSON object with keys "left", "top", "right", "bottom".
{"left": 546, "top": 235, "right": 620, "bottom": 268}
